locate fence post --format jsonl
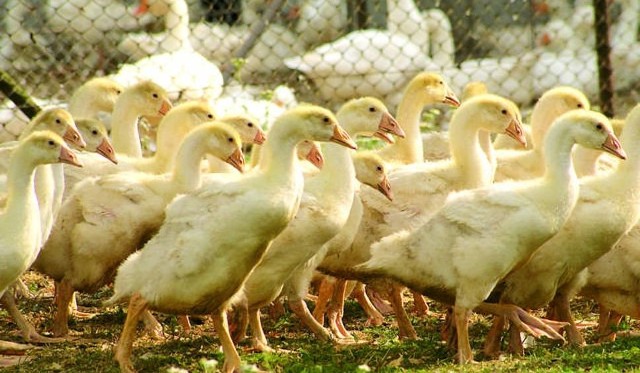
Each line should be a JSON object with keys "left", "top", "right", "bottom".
{"left": 0, "top": 70, "right": 41, "bottom": 119}
{"left": 348, "top": 0, "right": 369, "bottom": 31}
{"left": 221, "top": 0, "right": 286, "bottom": 82}
{"left": 593, "top": 0, "right": 615, "bottom": 117}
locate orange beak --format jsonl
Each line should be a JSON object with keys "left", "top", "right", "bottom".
{"left": 158, "top": 98, "right": 172, "bottom": 116}
{"left": 64, "top": 127, "right": 86, "bottom": 149}
{"left": 59, "top": 146, "right": 82, "bottom": 167}
{"left": 96, "top": 138, "right": 118, "bottom": 164}
{"left": 505, "top": 117, "right": 527, "bottom": 148}
{"left": 331, "top": 125, "right": 357, "bottom": 150}
{"left": 378, "top": 112, "right": 405, "bottom": 138}
{"left": 225, "top": 148, "right": 245, "bottom": 173}
{"left": 373, "top": 131, "right": 395, "bottom": 144}
{"left": 601, "top": 133, "right": 627, "bottom": 160}
{"left": 306, "top": 144, "right": 324, "bottom": 169}
{"left": 443, "top": 91, "right": 461, "bottom": 107}
{"left": 253, "top": 128, "right": 267, "bottom": 145}
{"left": 377, "top": 175, "right": 393, "bottom": 201}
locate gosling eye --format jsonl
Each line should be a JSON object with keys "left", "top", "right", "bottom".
{"left": 577, "top": 103, "right": 584, "bottom": 108}
{"left": 55, "top": 119, "right": 61, "bottom": 124}
{"left": 323, "top": 116, "right": 330, "bottom": 123}
{"left": 207, "top": 114, "right": 214, "bottom": 119}
{"left": 47, "top": 140, "right": 55, "bottom": 146}
{"left": 152, "top": 93, "right": 159, "bottom": 98}
{"left": 91, "top": 130, "right": 98, "bottom": 135}
{"left": 369, "top": 107, "right": 376, "bottom": 112}
{"left": 376, "top": 166, "right": 383, "bottom": 171}
{"left": 116, "top": 90, "right": 122, "bottom": 95}
{"left": 438, "top": 80, "right": 443, "bottom": 85}
{"left": 596, "top": 123, "right": 603, "bottom": 130}
{"left": 247, "top": 122, "right": 254, "bottom": 127}
{"left": 501, "top": 109, "right": 508, "bottom": 115}
{"left": 228, "top": 137, "right": 234, "bottom": 143}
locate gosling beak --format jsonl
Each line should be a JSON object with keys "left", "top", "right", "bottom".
{"left": 253, "top": 128, "right": 266, "bottom": 145}
{"left": 377, "top": 175, "right": 393, "bottom": 201}
{"left": 443, "top": 90, "right": 461, "bottom": 107}
{"left": 378, "top": 112, "right": 405, "bottom": 138}
{"left": 331, "top": 125, "right": 357, "bottom": 150}
{"left": 64, "top": 127, "right": 86, "bottom": 149}
{"left": 158, "top": 99, "right": 172, "bottom": 116}
{"left": 96, "top": 138, "right": 118, "bottom": 164}
{"left": 59, "top": 146, "right": 82, "bottom": 168}
{"left": 306, "top": 144, "right": 324, "bottom": 169}
{"left": 601, "top": 133, "right": 627, "bottom": 160}
{"left": 226, "top": 148, "right": 245, "bottom": 173}
{"left": 134, "top": 0, "right": 149, "bottom": 15}
{"left": 505, "top": 118, "right": 527, "bottom": 147}
{"left": 373, "top": 130, "right": 395, "bottom": 144}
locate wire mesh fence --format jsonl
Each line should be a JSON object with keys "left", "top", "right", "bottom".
{"left": 0, "top": 0, "right": 639, "bottom": 140}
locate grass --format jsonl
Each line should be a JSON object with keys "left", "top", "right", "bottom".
{"left": 2, "top": 272, "right": 640, "bottom": 372}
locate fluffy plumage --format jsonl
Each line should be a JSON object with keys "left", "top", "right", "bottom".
{"left": 108, "top": 81, "right": 172, "bottom": 158}
{"left": 360, "top": 110, "right": 625, "bottom": 363}
{"left": 0, "top": 131, "right": 81, "bottom": 348}
{"left": 375, "top": 71, "right": 460, "bottom": 166}
{"left": 67, "top": 77, "right": 123, "bottom": 121}
{"left": 207, "top": 114, "right": 266, "bottom": 173}
{"left": 10, "top": 109, "right": 85, "bottom": 245}
{"left": 73, "top": 118, "right": 117, "bottom": 164}
{"left": 494, "top": 86, "right": 590, "bottom": 182}
{"left": 111, "top": 0, "right": 223, "bottom": 102}
{"left": 368, "top": 94, "right": 526, "bottom": 236}
{"left": 282, "top": 151, "right": 393, "bottom": 337}
{"left": 63, "top": 99, "right": 211, "bottom": 199}
{"left": 580, "top": 225, "right": 640, "bottom": 340}
{"left": 232, "top": 97, "right": 400, "bottom": 350}
{"left": 107, "top": 105, "right": 356, "bottom": 373}
{"left": 35, "top": 122, "right": 244, "bottom": 336}
{"left": 0, "top": 131, "right": 81, "bottom": 296}
{"left": 284, "top": 30, "right": 431, "bottom": 106}
{"left": 485, "top": 104, "right": 640, "bottom": 353}
{"left": 317, "top": 94, "right": 524, "bottom": 340}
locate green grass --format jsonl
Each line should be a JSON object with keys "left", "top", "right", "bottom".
{"left": 3, "top": 274, "right": 640, "bottom": 372}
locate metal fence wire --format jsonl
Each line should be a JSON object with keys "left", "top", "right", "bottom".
{"left": 0, "top": 0, "right": 638, "bottom": 139}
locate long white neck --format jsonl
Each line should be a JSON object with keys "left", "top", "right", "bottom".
{"left": 479, "top": 130, "right": 497, "bottom": 175}
{"left": 170, "top": 133, "right": 209, "bottom": 192}
{"left": 5, "top": 150, "right": 42, "bottom": 251}
{"left": 68, "top": 92, "right": 99, "bottom": 119}
{"left": 32, "top": 165, "right": 54, "bottom": 242}
{"left": 387, "top": 0, "right": 429, "bottom": 56}
{"left": 541, "top": 124, "right": 579, "bottom": 192}
{"left": 165, "top": 0, "right": 192, "bottom": 51}
{"left": 572, "top": 146, "right": 603, "bottom": 177}
{"left": 256, "top": 121, "right": 303, "bottom": 185}
{"left": 449, "top": 113, "right": 494, "bottom": 188}
{"left": 608, "top": 114, "right": 640, "bottom": 187}
{"left": 426, "top": 9, "right": 455, "bottom": 66}
{"left": 530, "top": 102, "right": 568, "bottom": 152}
{"left": 149, "top": 120, "right": 194, "bottom": 173}
{"left": 48, "top": 163, "right": 65, "bottom": 239}
{"left": 517, "top": 122, "right": 580, "bottom": 231}
{"left": 379, "top": 94, "right": 425, "bottom": 164}
{"left": 110, "top": 96, "right": 143, "bottom": 158}
{"left": 306, "top": 142, "right": 355, "bottom": 201}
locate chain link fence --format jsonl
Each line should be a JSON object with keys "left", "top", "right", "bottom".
{"left": 1, "top": 0, "right": 639, "bottom": 139}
